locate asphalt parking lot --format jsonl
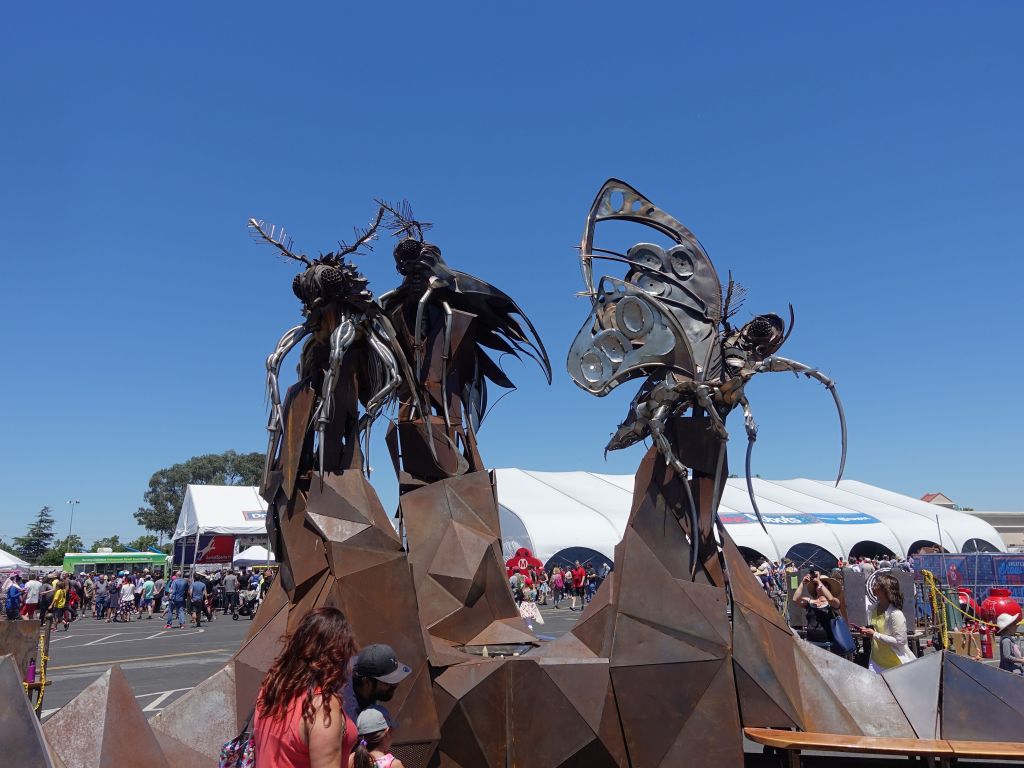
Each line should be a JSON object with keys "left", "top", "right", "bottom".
{"left": 38, "top": 599, "right": 585, "bottom": 721}
{"left": 40, "top": 609, "right": 253, "bottom": 720}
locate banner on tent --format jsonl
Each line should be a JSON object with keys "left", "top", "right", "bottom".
{"left": 916, "top": 553, "right": 1024, "bottom": 604}
{"left": 172, "top": 535, "right": 235, "bottom": 565}
{"left": 719, "top": 511, "right": 880, "bottom": 526}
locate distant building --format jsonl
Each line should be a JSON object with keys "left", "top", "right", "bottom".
{"left": 921, "top": 492, "right": 957, "bottom": 509}
{"left": 961, "top": 511, "right": 1024, "bottom": 550}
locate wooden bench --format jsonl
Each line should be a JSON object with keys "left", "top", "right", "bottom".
{"left": 744, "top": 727, "right": 1024, "bottom": 767}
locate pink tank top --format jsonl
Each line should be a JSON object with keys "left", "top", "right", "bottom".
{"left": 253, "top": 693, "right": 357, "bottom": 768}
{"left": 374, "top": 755, "right": 395, "bottom": 768}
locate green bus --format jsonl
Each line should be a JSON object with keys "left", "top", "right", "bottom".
{"left": 62, "top": 552, "right": 169, "bottom": 577}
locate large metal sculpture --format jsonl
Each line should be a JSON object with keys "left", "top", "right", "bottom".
{"left": 29, "top": 186, "right": 1024, "bottom": 768}
{"left": 378, "top": 211, "right": 553, "bottom": 653}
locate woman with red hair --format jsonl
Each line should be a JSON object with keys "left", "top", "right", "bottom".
{"left": 254, "top": 607, "right": 359, "bottom": 767}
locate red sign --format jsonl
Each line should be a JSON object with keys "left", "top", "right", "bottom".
{"left": 196, "top": 535, "right": 235, "bottom": 564}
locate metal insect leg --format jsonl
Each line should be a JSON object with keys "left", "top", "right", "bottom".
{"left": 360, "top": 325, "right": 403, "bottom": 476}
{"left": 739, "top": 395, "right": 769, "bottom": 534}
{"left": 642, "top": 400, "right": 702, "bottom": 578}
{"left": 756, "top": 355, "right": 848, "bottom": 484}
{"left": 440, "top": 301, "right": 454, "bottom": 431}
{"left": 413, "top": 281, "right": 439, "bottom": 378}
{"left": 314, "top": 316, "right": 357, "bottom": 478}
{"left": 264, "top": 323, "right": 310, "bottom": 480}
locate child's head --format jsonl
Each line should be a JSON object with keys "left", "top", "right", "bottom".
{"left": 353, "top": 707, "right": 391, "bottom": 768}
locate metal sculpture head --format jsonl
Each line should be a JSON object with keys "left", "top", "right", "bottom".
{"left": 567, "top": 178, "right": 846, "bottom": 545}
{"left": 249, "top": 206, "right": 386, "bottom": 318}
{"left": 568, "top": 180, "right": 728, "bottom": 392}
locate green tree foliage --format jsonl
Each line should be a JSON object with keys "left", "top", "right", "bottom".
{"left": 13, "top": 506, "right": 56, "bottom": 563}
{"left": 134, "top": 450, "right": 264, "bottom": 538}
{"left": 90, "top": 535, "right": 124, "bottom": 552}
{"left": 126, "top": 534, "right": 159, "bottom": 551}
{"left": 38, "top": 534, "right": 85, "bottom": 566}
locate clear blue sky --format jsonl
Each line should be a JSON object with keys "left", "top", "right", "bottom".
{"left": 2, "top": 4, "right": 1022, "bottom": 546}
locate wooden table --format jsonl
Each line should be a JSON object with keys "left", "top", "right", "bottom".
{"left": 745, "top": 727, "right": 1024, "bottom": 767}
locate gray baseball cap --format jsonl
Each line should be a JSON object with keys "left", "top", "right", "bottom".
{"left": 356, "top": 706, "right": 389, "bottom": 736}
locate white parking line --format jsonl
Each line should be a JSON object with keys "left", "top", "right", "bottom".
{"left": 84, "top": 633, "right": 122, "bottom": 646}
{"left": 42, "top": 686, "right": 194, "bottom": 720}
{"left": 57, "top": 629, "right": 204, "bottom": 649}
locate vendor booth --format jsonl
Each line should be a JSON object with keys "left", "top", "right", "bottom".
{"left": 233, "top": 544, "right": 276, "bottom": 567}
{"left": 171, "top": 485, "right": 269, "bottom": 567}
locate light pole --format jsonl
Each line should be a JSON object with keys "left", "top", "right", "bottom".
{"left": 67, "top": 499, "right": 80, "bottom": 549}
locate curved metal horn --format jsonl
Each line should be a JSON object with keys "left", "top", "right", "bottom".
{"left": 757, "top": 356, "right": 848, "bottom": 486}
{"left": 740, "top": 396, "right": 768, "bottom": 534}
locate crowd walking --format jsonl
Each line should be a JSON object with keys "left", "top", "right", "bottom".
{"left": 1, "top": 566, "right": 275, "bottom": 633}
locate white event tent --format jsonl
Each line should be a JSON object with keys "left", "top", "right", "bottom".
{"left": 173, "top": 473, "right": 1005, "bottom": 572}
{"left": 494, "top": 469, "right": 1006, "bottom": 568}
{"left": 0, "top": 547, "right": 30, "bottom": 572}
{"left": 233, "top": 545, "right": 276, "bottom": 566}
{"left": 172, "top": 485, "right": 269, "bottom": 542}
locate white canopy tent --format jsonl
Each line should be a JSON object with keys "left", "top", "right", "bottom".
{"left": 0, "top": 547, "right": 29, "bottom": 571}
{"left": 233, "top": 545, "right": 276, "bottom": 567}
{"left": 172, "top": 485, "right": 268, "bottom": 541}
{"left": 493, "top": 469, "right": 1006, "bottom": 567}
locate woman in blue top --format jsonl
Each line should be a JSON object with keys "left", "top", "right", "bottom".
{"left": 5, "top": 575, "right": 24, "bottom": 621}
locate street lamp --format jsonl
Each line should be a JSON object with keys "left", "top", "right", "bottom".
{"left": 67, "top": 500, "right": 80, "bottom": 548}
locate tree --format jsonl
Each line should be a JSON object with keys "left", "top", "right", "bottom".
{"left": 38, "top": 535, "right": 85, "bottom": 566}
{"left": 126, "top": 535, "right": 159, "bottom": 551}
{"left": 90, "top": 536, "right": 124, "bottom": 552}
{"left": 13, "top": 506, "right": 57, "bottom": 563}
{"left": 134, "top": 450, "right": 264, "bottom": 538}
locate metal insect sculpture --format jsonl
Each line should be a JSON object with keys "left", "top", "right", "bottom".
{"left": 567, "top": 178, "right": 847, "bottom": 572}
{"left": 251, "top": 205, "right": 417, "bottom": 482}
{"left": 379, "top": 203, "right": 552, "bottom": 485}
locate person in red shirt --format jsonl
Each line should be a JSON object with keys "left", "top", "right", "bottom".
{"left": 254, "top": 607, "right": 359, "bottom": 767}
{"left": 569, "top": 561, "right": 587, "bottom": 611}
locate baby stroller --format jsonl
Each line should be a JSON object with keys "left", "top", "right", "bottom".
{"left": 233, "top": 589, "right": 260, "bottom": 620}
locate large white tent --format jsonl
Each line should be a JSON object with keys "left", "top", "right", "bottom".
{"left": 0, "top": 547, "right": 30, "bottom": 571}
{"left": 172, "top": 485, "right": 268, "bottom": 541}
{"left": 494, "top": 469, "right": 1006, "bottom": 567}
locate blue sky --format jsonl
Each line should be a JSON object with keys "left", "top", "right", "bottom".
{"left": 2, "top": 4, "right": 1022, "bottom": 546}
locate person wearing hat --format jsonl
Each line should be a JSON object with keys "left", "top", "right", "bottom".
{"left": 343, "top": 644, "right": 412, "bottom": 728}
{"left": 997, "top": 613, "right": 1023, "bottom": 675}
{"left": 349, "top": 706, "right": 404, "bottom": 768}
{"left": 794, "top": 570, "right": 845, "bottom": 655}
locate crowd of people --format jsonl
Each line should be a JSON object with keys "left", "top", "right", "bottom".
{"left": 1, "top": 566, "right": 276, "bottom": 631}
{"left": 506, "top": 559, "right": 611, "bottom": 629}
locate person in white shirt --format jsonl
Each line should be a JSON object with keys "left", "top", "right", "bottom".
{"left": 22, "top": 577, "right": 43, "bottom": 620}
{"left": 118, "top": 578, "right": 136, "bottom": 622}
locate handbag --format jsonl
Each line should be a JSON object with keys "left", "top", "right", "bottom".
{"left": 219, "top": 707, "right": 256, "bottom": 768}
{"left": 829, "top": 609, "right": 856, "bottom": 655}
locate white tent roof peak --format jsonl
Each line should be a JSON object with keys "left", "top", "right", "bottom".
{"left": 172, "top": 485, "right": 268, "bottom": 541}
